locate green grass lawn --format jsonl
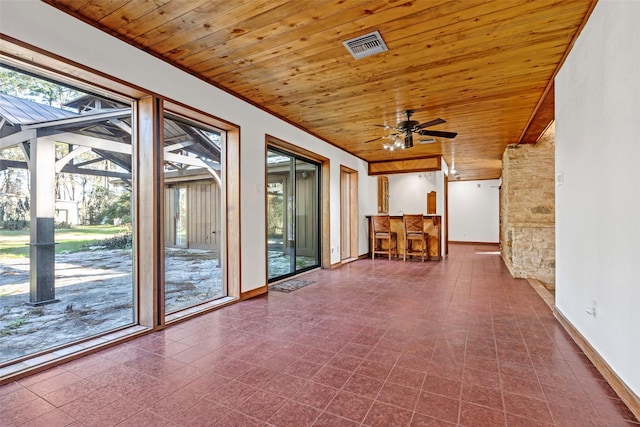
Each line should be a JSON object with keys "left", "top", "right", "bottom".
{"left": 0, "top": 225, "right": 130, "bottom": 258}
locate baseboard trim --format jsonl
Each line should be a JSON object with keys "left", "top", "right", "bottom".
{"left": 240, "top": 285, "right": 268, "bottom": 300}
{"left": 527, "top": 279, "right": 555, "bottom": 309}
{"left": 553, "top": 308, "right": 640, "bottom": 421}
{"left": 330, "top": 255, "right": 368, "bottom": 269}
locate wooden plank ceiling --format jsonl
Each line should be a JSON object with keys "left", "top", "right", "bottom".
{"left": 45, "top": 0, "right": 595, "bottom": 180}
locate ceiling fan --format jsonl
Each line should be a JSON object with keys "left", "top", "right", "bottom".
{"left": 365, "top": 109, "right": 457, "bottom": 150}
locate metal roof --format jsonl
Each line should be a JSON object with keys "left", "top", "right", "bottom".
{"left": 0, "top": 92, "right": 78, "bottom": 126}
{"left": 0, "top": 93, "right": 221, "bottom": 174}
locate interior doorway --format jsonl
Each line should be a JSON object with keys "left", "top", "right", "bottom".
{"left": 340, "top": 166, "right": 358, "bottom": 262}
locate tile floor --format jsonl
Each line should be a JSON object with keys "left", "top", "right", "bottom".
{"left": 1, "top": 244, "right": 638, "bottom": 426}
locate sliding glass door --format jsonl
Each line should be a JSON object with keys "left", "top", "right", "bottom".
{"left": 266, "top": 148, "right": 320, "bottom": 281}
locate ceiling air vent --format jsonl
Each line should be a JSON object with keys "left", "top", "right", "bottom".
{"left": 343, "top": 31, "right": 388, "bottom": 60}
{"left": 419, "top": 137, "right": 437, "bottom": 144}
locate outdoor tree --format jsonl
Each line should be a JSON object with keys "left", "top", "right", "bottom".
{"left": 1, "top": 66, "right": 130, "bottom": 229}
{"left": 0, "top": 145, "right": 30, "bottom": 230}
{"left": 0, "top": 67, "right": 81, "bottom": 106}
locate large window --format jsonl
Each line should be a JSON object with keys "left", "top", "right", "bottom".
{"left": 267, "top": 147, "right": 320, "bottom": 281}
{"left": 0, "top": 42, "right": 241, "bottom": 380}
{"left": 163, "top": 113, "right": 226, "bottom": 314}
{"left": 0, "top": 66, "right": 135, "bottom": 364}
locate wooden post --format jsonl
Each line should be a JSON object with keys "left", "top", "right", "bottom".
{"left": 28, "top": 137, "right": 59, "bottom": 305}
{"left": 136, "top": 96, "right": 163, "bottom": 327}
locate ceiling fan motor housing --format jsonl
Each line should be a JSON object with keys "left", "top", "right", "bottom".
{"left": 397, "top": 119, "right": 420, "bottom": 131}
{"left": 398, "top": 109, "right": 419, "bottom": 131}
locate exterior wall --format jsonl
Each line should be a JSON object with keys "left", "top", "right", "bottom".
{"left": 500, "top": 123, "right": 555, "bottom": 284}
{"left": 55, "top": 200, "right": 79, "bottom": 225}
{"left": 164, "top": 179, "right": 220, "bottom": 250}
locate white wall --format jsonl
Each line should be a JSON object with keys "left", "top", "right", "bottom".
{"left": 386, "top": 171, "right": 448, "bottom": 257}
{"left": 388, "top": 172, "right": 438, "bottom": 216}
{"left": 555, "top": 0, "right": 640, "bottom": 396}
{"left": 387, "top": 173, "right": 500, "bottom": 252}
{"left": 448, "top": 180, "right": 500, "bottom": 243}
{"left": 0, "top": 1, "right": 378, "bottom": 292}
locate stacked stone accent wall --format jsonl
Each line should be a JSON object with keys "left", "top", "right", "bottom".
{"left": 501, "top": 123, "right": 556, "bottom": 285}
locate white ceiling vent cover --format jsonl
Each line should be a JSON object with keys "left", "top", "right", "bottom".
{"left": 419, "top": 137, "right": 437, "bottom": 144}
{"left": 343, "top": 31, "right": 388, "bottom": 60}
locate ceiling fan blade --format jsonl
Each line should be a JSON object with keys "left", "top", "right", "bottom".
{"left": 374, "top": 124, "right": 399, "bottom": 131}
{"left": 415, "top": 118, "right": 446, "bottom": 130}
{"left": 363, "top": 133, "right": 398, "bottom": 143}
{"left": 417, "top": 129, "right": 458, "bottom": 139}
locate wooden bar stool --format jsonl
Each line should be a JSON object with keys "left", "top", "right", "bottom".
{"left": 371, "top": 215, "right": 397, "bottom": 260}
{"left": 403, "top": 214, "right": 427, "bottom": 262}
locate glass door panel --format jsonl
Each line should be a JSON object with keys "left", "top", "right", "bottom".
{"left": 163, "top": 113, "right": 225, "bottom": 314}
{"left": 294, "top": 159, "right": 318, "bottom": 272}
{"left": 267, "top": 149, "right": 320, "bottom": 281}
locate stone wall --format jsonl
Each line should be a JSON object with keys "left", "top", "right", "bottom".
{"left": 501, "top": 123, "right": 555, "bottom": 285}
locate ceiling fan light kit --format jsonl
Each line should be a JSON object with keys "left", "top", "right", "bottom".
{"left": 404, "top": 132, "right": 414, "bottom": 148}
{"left": 382, "top": 136, "right": 405, "bottom": 151}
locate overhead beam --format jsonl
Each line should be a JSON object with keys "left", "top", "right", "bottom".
{"left": 55, "top": 146, "right": 91, "bottom": 173}
{"left": 164, "top": 151, "right": 221, "bottom": 170}
{"left": 42, "top": 132, "right": 131, "bottom": 155}
{"left": 21, "top": 108, "right": 130, "bottom": 130}
{"left": 0, "top": 158, "right": 131, "bottom": 179}
{"left": 517, "top": 83, "right": 555, "bottom": 144}
{"left": 0, "top": 129, "right": 37, "bottom": 150}
{"left": 0, "top": 159, "right": 26, "bottom": 171}
{"left": 164, "top": 140, "right": 195, "bottom": 152}
{"left": 108, "top": 118, "right": 132, "bottom": 134}
{"left": 368, "top": 156, "right": 441, "bottom": 176}
{"left": 60, "top": 163, "right": 131, "bottom": 179}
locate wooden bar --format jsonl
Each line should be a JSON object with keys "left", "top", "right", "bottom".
{"left": 366, "top": 215, "right": 441, "bottom": 260}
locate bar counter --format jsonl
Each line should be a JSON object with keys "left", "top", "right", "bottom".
{"left": 366, "top": 215, "right": 441, "bottom": 260}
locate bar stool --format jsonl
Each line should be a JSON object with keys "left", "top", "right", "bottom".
{"left": 403, "top": 214, "right": 427, "bottom": 262}
{"left": 371, "top": 215, "right": 397, "bottom": 260}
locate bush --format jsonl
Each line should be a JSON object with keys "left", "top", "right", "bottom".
{"left": 100, "top": 192, "right": 131, "bottom": 225}
{"left": 1, "top": 220, "right": 28, "bottom": 230}
{"left": 0, "top": 194, "right": 29, "bottom": 230}
{"left": 83, "top": 232, "right": 132, "bottom": 250}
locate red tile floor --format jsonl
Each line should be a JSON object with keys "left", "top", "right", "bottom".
{"left": 1, "top": 244, "right": 638, "bottom": 426}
